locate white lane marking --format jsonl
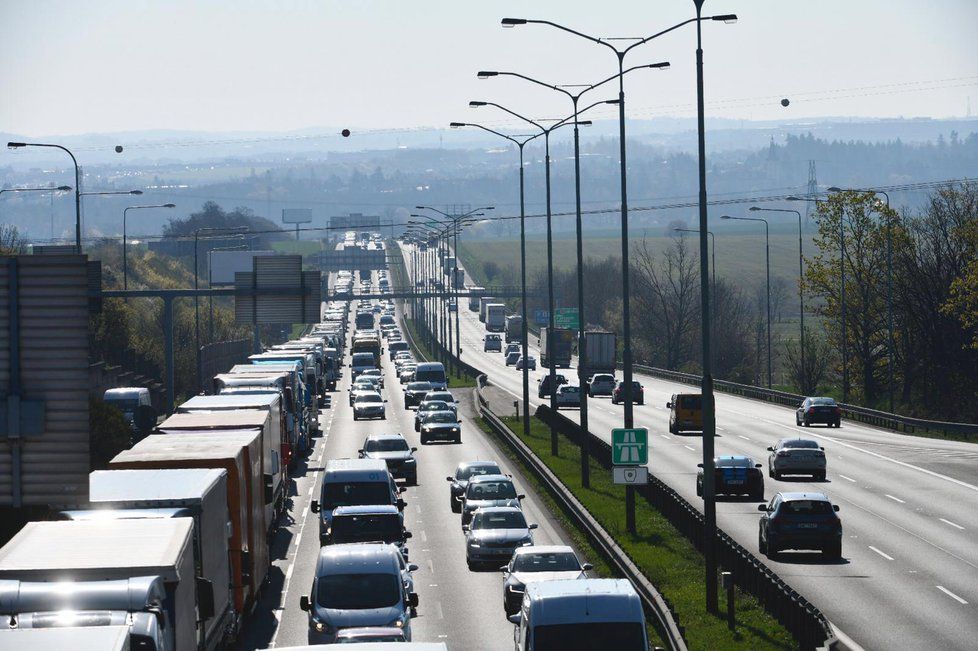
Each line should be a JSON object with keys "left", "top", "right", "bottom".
{"left": 758, "top": 418, "right": 978, "bottom": 493}
{"left": 660, "top": 434, "right": 671, "bottom": 440}
{"left": 421, "top": 530, "right": 428, "bottom": 542}
{"left": 738, "top": 435, "right": 751, "bottom": 440}
{"left": 868, "top": 545, "right": 894, "bottom": 561}
{"left": 683, "top": 445, "right": 696, "bottom": 451}
{"left": 885, "top": 494, "right": 906, "bottom": 504}
{"left": 838, "top": 474, "right": 857, "bottom": 482}
{"left": 936, "top": 586, "right": 968, "bottom": 605}
{"left": 940, "top": 518, "right": 965, "bottom": 531}
{"left": 435, "top": 601, "right": 445, "bottom": 619}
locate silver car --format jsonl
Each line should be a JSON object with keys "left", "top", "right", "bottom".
{"left": 501, "top": 545, "right": 592, "bottom": 617}
{"left": 587, "top": 374, "right": 616, "bottom": 397}
{"left": 464, "top": 506, "right": 537, "bottom": 569}
{"left": 555, "top": 385, "right": 582, "bottom": 409}
{"left": 767, "top": 438, "right": 827, "bottom": 481}
{"left": 352, "top": 391, "right": 386, "bottom": 421}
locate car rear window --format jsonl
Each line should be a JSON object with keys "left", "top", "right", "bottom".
{"left": 787, "top": 440, "right": 819, "bottom": 449}
{"left": 458, "top": 464, "right": 501, "bottom": 480}
{"left": 678, "top": 395, "right": 702, "bottom": 409}
{"left": 716, "top": 457, "right": 753, "bottom": 468}
{"left": 781, "top": 500, "right": 833, "bottom": 515}
{"left": 812, "top": 398, "right": 837, "bottom": 406}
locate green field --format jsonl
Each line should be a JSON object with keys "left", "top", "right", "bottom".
{"left": 272, "top": 239, "right": 323, "bottom": 256}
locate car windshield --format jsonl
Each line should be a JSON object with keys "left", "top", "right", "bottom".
{"left": 355, "top": 393, "right": 381, "bottom": 403}
{"left": 466, "top": 481, "right": 517, "bottom": 500}
{"left": 533, "top": 622, "right": 646, "bottom": 650}
{"left": 513, "top": 552, "right": 580, "bottom": 572}
{"left": 472, "top": 510, "right": 527, "bottom": 530}
{"left": 365, "top": 438, "right": 409, "bottom": 452}
{"left": 786, "top": 440, "right": 819, "bottom": 449}
{"left": 331, "top": 514, "right": 402, "bottom": 543}
{"left": 677, "top": 395, "right": 702, "bottom": 409}
{"left": 427, "top": 392, "right": 453, "bottom": 402}
{"left": 415, "top": 368, "right": 446, "bottom": 383}
{"left": 781, "top": 500, "right": 834, "bottom": 515}
{"left": 716, "top": 457, "right": 753, "bottom": 468}
{"left": 561, "top": 386, "right": 579, "bottom": 394}
{"left": 317, "top": 573, "right": 400, "bottom": 610}
{"left": 420, "top": 400, "right": 449, "bottom": 411}
{"left": 457, "top": 464, "right": 501, "bottom": 481}
{"left": 424, "top": 411, "right": 457, "bottom": 424}
{"left": 408, "top": 382, "right": 432, "bottom": 392}
{"left": 594, "top": 375, "right": 613, "bottom": 382}
{"left": 323, "top": 482, "right": 392, "bottom": 509}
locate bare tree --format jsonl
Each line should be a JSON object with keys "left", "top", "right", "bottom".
{"left": 783, "top": 326, "right": 834, "bottom": 394}
{"left": 0, "top": 224, "right": 27, "bottom": 255}
{"left": 770, "top": 275, "right": 790, "bottom": 322}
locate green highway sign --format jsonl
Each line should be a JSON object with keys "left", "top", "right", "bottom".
{"left": 554, "top": 307, "right": 579, "bottom": 329}
{"left": 612, "top": 427, "right": 648, "bottom": 465}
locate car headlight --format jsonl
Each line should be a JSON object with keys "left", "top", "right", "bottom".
{"left": 452, "top": 427, "right": 459, "bottom": 433}
{"left": 468, "top": 540, "right": 481, "bottom": 548}
{"left": 387, "top": 618, "right": 405, "bottom": 628}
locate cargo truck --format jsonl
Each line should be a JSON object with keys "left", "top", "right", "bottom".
{"left": 0, "top": 518, "right": 203, "bottom": 651}
{"left": 226, "top": 362, "right": 312, "bottom": 449}
{"left": 582, "top": 331, "right": 617, "bottom": 377}
{"left": 505, "top": 315, "right": 523, "bottom": 343}
{"left": 0, "top": 625, "right": 131, "bottom": 651}
{"left": 249, "top": 352, "right": 320, "bottom": 441}
{"left": 60, "top": 469, "right": 236, "bottom": 650}
{"left": 485, "top": 304, "right": 506, "bottom": 332}
{"left": 539, "top": 327, "right": 575, "bottom": 368}
{"left": 479, "top": 296, "right": 498, "bottom": 323}
{"left": 467, "top": 286, "right": 485, "bottom": 311}
{"left": 212, "top": 371, "right": 302, "bottom": 454}
{"left": 109, "top": 432, "right": 268, "bottom": 616}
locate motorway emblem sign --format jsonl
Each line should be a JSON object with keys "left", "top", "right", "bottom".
{"left": 554, "top": 307, "right": 579, "bottom": 329}
{"left": 613, "top": 466, "right": 649, "bottom": 485}
{"left": 612, "top": 428, "right": 648, "bottom": 465}
{"left": 534, "top": 309, "right": 550, "bottom": 326}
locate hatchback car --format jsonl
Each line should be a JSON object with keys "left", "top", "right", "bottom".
{"left": 446, "top": 461, "right": 503, "bottom": 513}
{"left": 461, "top": 474, "right": 524, "bottom": 527}
{"left": 504, "top": 343, "right": 521, "bottom": 357}
{"left": 767, "top": 438, "right": 827, "bottom": 480}
{"left": 516, "top": 355, "right": 537, "bottom": 371}
{"left": 505, "top": 351, "right": 521, "bottom": 367}
{"left": 554, "top": 385, "right": 582, "bottom": 409}
{"left": 537, "top": 373, "right": 568, "bottom": 398}
{"left": 360, "top": 368, "right": 385, "bottom": 389}
{"left": 414, "top": 400, "right": 457, "bottom": 431}
{"left": 697, "top": 455, "right": 764, "bottom": 500}
{"left": 464, "top": 506, "right": 537, "bottom": 569}
{"left": 484, "top": 334, "right": 503, "bottom": 352}
{"left": 612, "top": 381, "right": 645, "bottom": 405}
{"left": 587, "top": 374, "right": 616, "bottom": 397}
{"left": 758, "top": 492, "right": 842, "bottom": 560}
{"left": 501, "top": 545, "right": 592, "bottom": 617}
{"left": 796, "top": 396, "right": 842, "bottom": 428}
{"left": 352, "top": 391, "right": 386, "bottom": 421}
{"left": 419, "top": 411, "right": 462, "bottom": 444}
{"left": 404, "top": 381, "right": 433, "bottom": 408}
{"left": 359, "top": 434, "right": 418, "bottom": 485}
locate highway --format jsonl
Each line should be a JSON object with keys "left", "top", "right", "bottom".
{"left": 238, "top": 288, "right": 583, "bottom": 649}
{"left": 404, "top": 243, "right": 978, "bottom": 651}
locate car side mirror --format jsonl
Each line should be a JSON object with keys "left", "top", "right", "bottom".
{"left": 508, "top": 613, "right": 521, "bottom": 625}
{"left": 665, "top": 402, "right": 672, "bottom": 409}
{"left": 755, "top": 464, "right": 763, "bottom": 468}
{"left": 299, "top": 595, "right": 311, "bottom": 611}
{"left": 397, "top": 499, "right": 407, "bottom": 510}
{"left": 408, "top": 563, "right": 419, "bottom": 572}
{"left": 446, "top": 476, "right": 454, "bottom": 482}
{"left": 757, "top": 504, "right": 768, "bottom": 512}
{"left": 517, "top": 494, "right": 525, "bottom": 500}
{"left": 408, "top": 592, "right": 419, "bottom": 609}
{"left": 462, "top": 525, "right": 469, "bottom": 532}
{"left": 384, "top": 399, "right": 389, "bottom": 403}
{"left": 310, "top": 500, "right": 320, "bottom": 513}
{"left": 582, "top": 563, "right": 594, "bottom": 571}
{"left": 820, "top": 446, "right": 825, "bottom": 451}
{"left": 404, "top": 531, "right": 413, "bottom": 539}
{"left": 358, "top": 449, "right": 365, "bottom": 455}
{"left": 411, "top": 447, "right": 417, "bottom": 452}
{"left": 766, "top": 446, "right": 774, "bottom": 452}
{"left": 697, "top": 463, "right": 704, "bottom": 468}
{"left": 528, "top": 523, "right": 538, "bottom": 530}
{"left": 833, "top": 505, "right": 840, "bottom": 512}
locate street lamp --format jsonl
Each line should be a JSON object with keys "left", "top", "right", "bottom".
{"left": 80, "top": 189, "right": 143, "bottom": 197}
{"left": 0, "top": 186, "right": 72, "bottom": 229}
{"left": 123, "top": 203, "right": 176, "bottom": 290}
{"left": 449, "top": 122, "right": 540, "bottom": 440}
{"left": 721, "top": 215, "right": 772, "bottom": 388}
{"left": 749, "top": 206, "right": 807, "bottom": 390}
{"left": 828, "top": 186, "right": 895, "bottom": 412}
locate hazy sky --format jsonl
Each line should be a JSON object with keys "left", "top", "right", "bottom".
{"left": 2, "top": 0, "right": 977, "bottom": 137}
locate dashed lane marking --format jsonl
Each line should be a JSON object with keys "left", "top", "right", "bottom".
{"left": 936, "top": 585, "right": 968, "bottom": 605}
{"left": 885, "top": 494, "right": 906, "bottom": 504}
{"left": 940, "top": 518, "right": 965, "bottom": 531}
{"left": 868, "top": 545, "right": 894, "bottom": 561}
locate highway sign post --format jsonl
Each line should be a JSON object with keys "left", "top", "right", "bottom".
{"left": 554, "top": 307, "right": 579, "bottom": 330}
{"left": 612, "top": 427, "right": 648, "bottom": 533}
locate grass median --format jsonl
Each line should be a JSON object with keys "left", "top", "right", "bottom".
{"left": 480, "top": 413, "right": 794, "bottom": 650}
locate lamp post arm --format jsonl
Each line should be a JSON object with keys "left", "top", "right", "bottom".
{"left": 495, "top": 71, "right": 574, "bottom": 101}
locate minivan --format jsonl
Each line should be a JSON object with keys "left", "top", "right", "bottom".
{"left": 300, "top": 543, "right": 418, "bottom": 644}
{"left": 667, "top": 393, "right": 704, "bottom": 434}
{"left": 311, "top": 459, "right": 404, "bottom": 544}
{"left": 413, "top": 362, "right": 448, "bottom": 390}
{"left": 510, "top": 579, "right": 648, "bottom": 650}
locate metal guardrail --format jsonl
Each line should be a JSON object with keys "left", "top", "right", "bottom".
{"left": 535, "top": 404, "right": 838, "bottom": 651}
{"left": 633, "top": 363, "right": 978, "bottom": 439}
{"left": 475, "top": 378, "right": 688, "bottom": 651}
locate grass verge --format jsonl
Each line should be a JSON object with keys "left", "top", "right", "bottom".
{"left": 484, "top": 413, "right": 794, "bottom": 650}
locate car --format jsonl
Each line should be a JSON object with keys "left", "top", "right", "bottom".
{"left": 328, "top": 505, "right": 413, "bottom": 560}
{"left": 758, "top": 492, "right": 842, "bottom": 560}
{"left": 505, "top": 351, "right": 521, "bottom": 367}
{"left": 484, "top": 334, "right": 503, "bottom": 352}
{"left": 767, "top": 438, "right": 827, "bottom": 480}
{"left": 414, "top": 400, "right": 457, "bottom": 431}
{"left": 404, "top": 381, "right": 433, "bottom": 408}
{"left": 388, "top": 331, "right": 402, "bottom": 342}
{"left": 423, "top": 389, "right": 456, "bottom": 405}
{"left": 359, "top": 434, "right": 418, "bottom": 485}
{"left": 501, "top": 545, "right": 592, "bottom": 617}
{"left": 388, "top": 341, "right": 410, "bottom": 360}
{"left": 446, "top": 461, "right": 503, "bottom": 513}
{"left": 360, "top": 368, "right": 384, "bottom": 389}
{"left": 334, "top": 627, "right": 407, "bottom": 644}
{"left": 504, "top": 343, "right": 521, "bottom": 357}
{"left": 587, "top": 374, "right": 616, "bottom": 397}
{"left": 419, "top": 410, "right": 462, "bottom": 444}
{"left": 537, "top": 373, "right": 568, "bottom": 399}
{"left": 460, "top": 474, "right": 524, "bottom": 527}
{"left": 398, "top": 365, "right": 418, "bottom": 385}
{"left": 352, "top": 391, "right": 386, "bottom": 421}
{"left": 612, "top": 380, "right": 645, "bottom": 405}
{"left": 697, "top": 455, "right": 765, "bottom": 500}
{"left": 554, "top": 385, "right": 582, "bottom": 409}
{"left": 796, "top": 396, "right": 842, "bottom": 427}
{"left": 348, "top": 386, "right": 373, "bottom": 407}
{"left": 667, "top": 393, "right": 703, "bottom": 434}
{"left": 463, "top": 506, "right": 537, "bottom": 569}
{"left": 516, "top": 356, "right": 537, "bottom": 371}
{"left": 299, "top": 543, "right": 418, "bottom": 644}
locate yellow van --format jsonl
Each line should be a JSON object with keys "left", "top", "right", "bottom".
{"left": 667, "top": 393, "right": 703, "bottom": 434}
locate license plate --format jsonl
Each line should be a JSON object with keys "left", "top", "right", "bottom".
{"left": 798, "top": 523, "right": 817, "bottom": 529}
{"left": 727, "top": 480, "right": 744, "bottom": 485}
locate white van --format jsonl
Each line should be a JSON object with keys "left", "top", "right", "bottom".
{"left": 311, "top": 459, "right": 404, "bottom": 544}
{"left": 103, "top": 387, "right": 152, "bottom": 426}
{"left": 510, "top": 578, "right": 649, "bottom": 650}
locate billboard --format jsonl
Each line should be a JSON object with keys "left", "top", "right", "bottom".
{"left": 209, "top": 249, "right": 278, "bottom": 286}
{"left": 330, "top": 213, "right": 380, "bottom": 230}
{"left": 282, "top": 208, "right": 313, "bottom": 224}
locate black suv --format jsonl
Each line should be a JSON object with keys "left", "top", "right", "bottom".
{"left": 758, "top": 491, "right": 842, "bottom": 560}
{"left": 404, "top": 381, "right": 433, "bottom": 409}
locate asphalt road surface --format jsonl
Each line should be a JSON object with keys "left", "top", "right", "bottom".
{"left": 412, "top": 243, "right": 978, "bottom": 651}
